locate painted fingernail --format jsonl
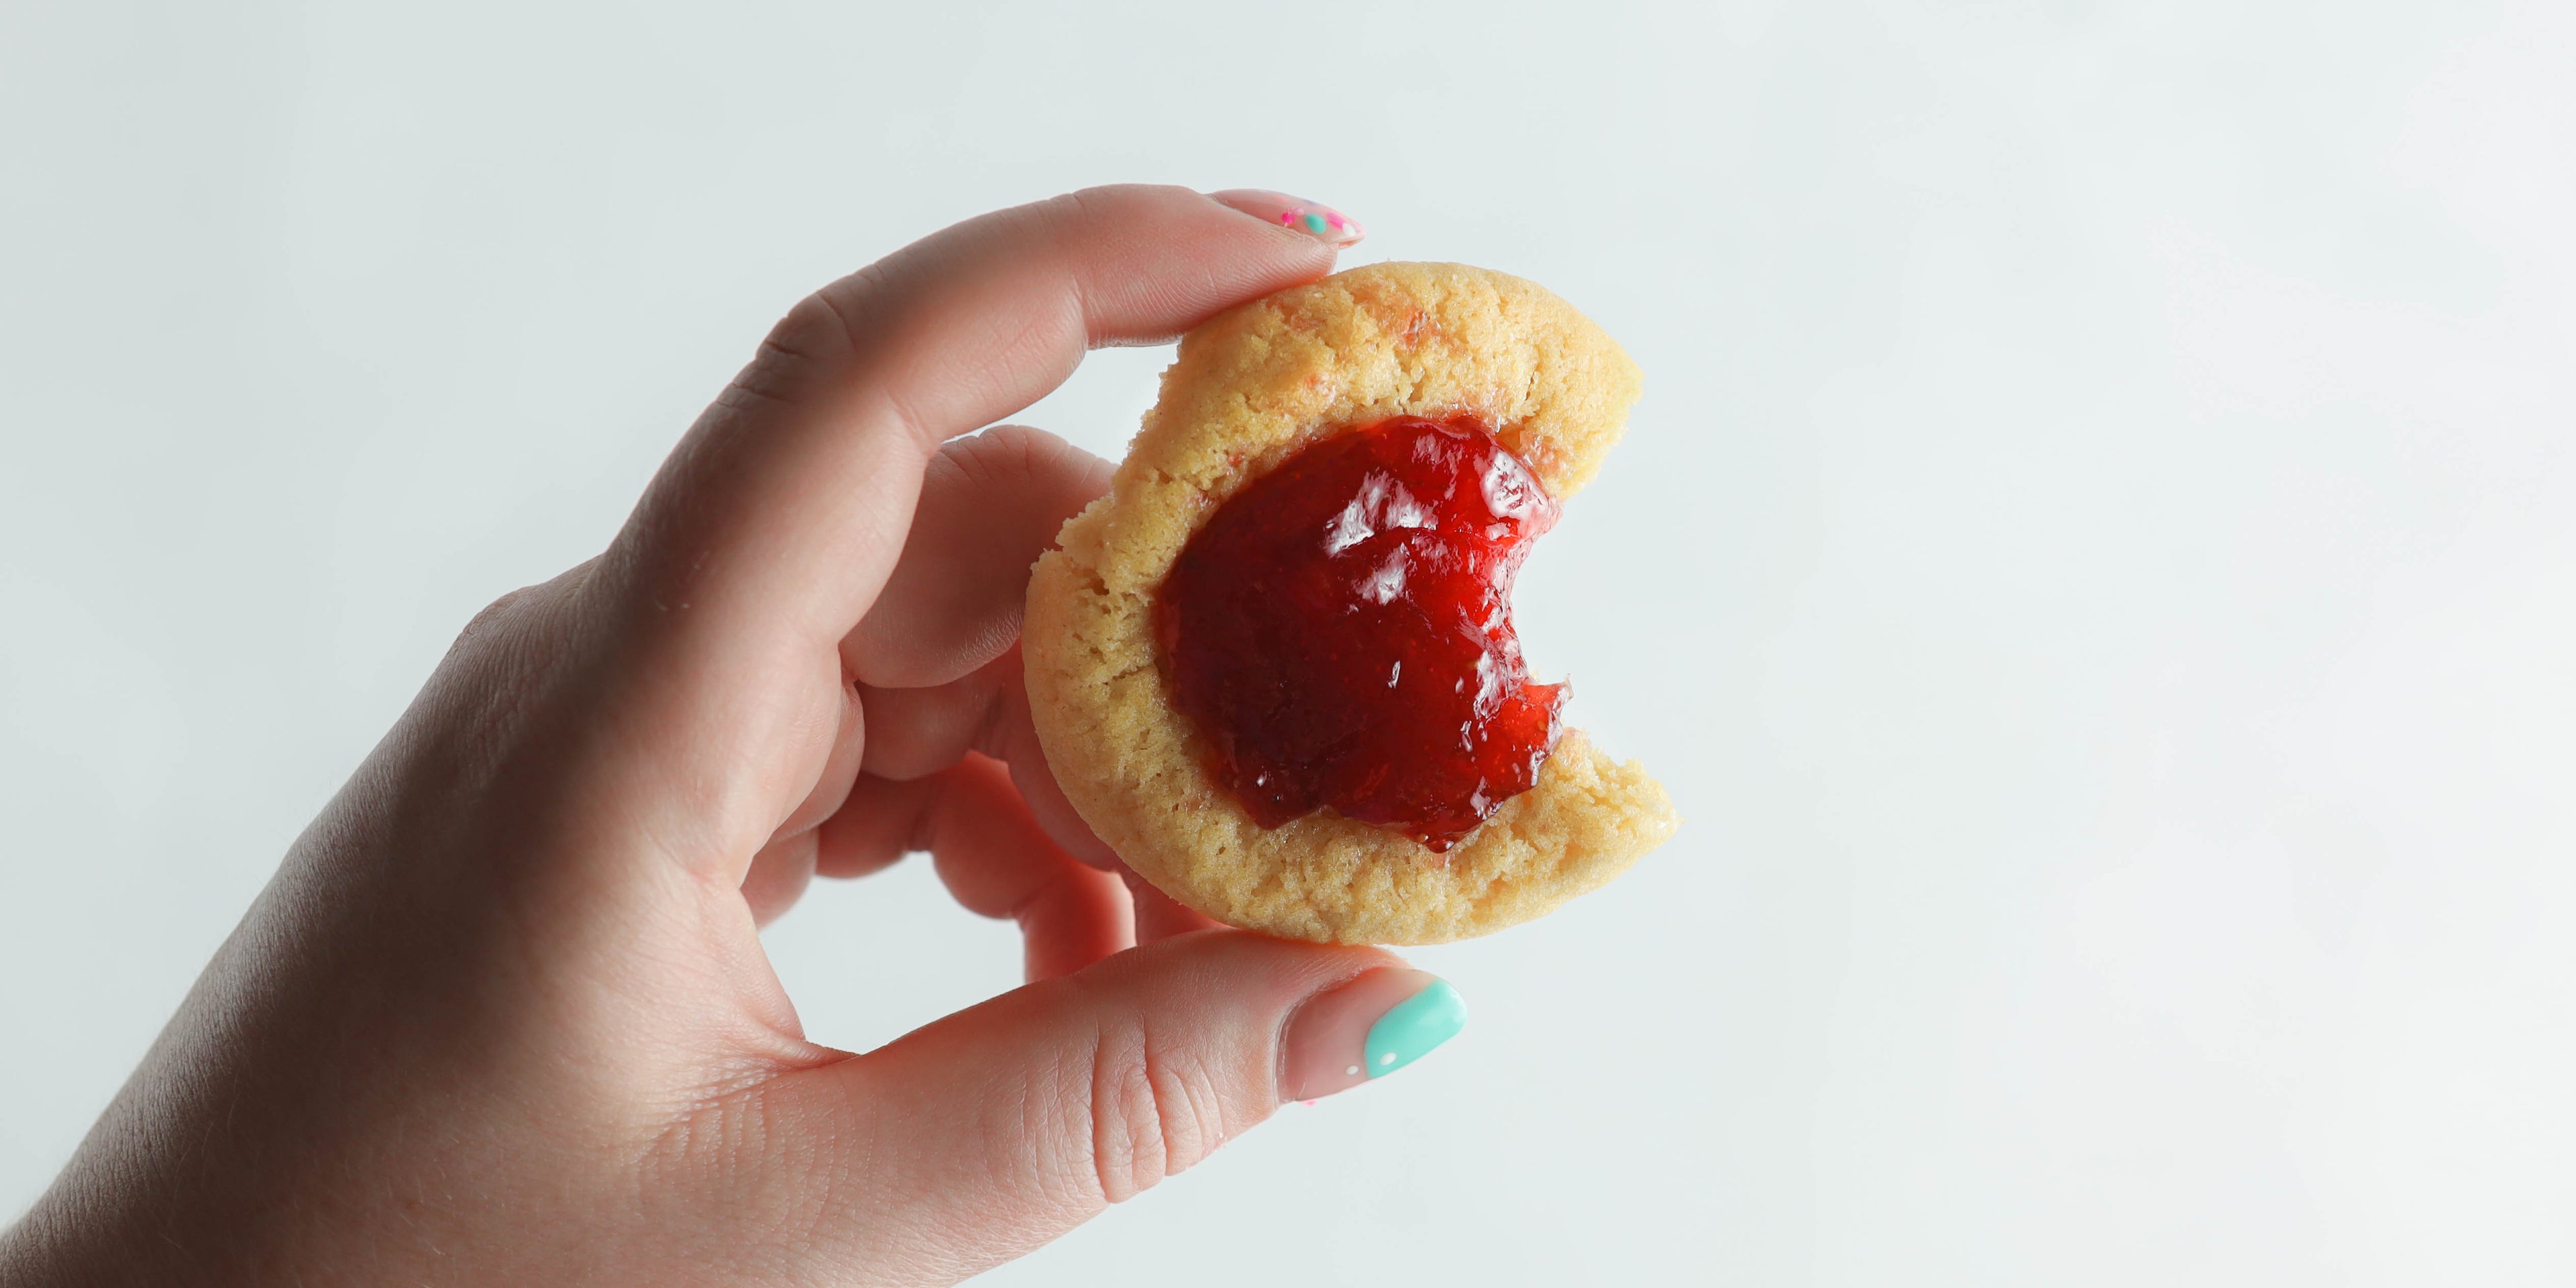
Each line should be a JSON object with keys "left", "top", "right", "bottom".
{"left": 1281, "top": 967, "right": 1465, "bottom": 1101}
{"left": 1209, "top": 189, "right": 1367, "bottom": 246}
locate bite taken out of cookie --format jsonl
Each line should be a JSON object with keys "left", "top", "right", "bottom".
{"left": 1024, "top": 262, "right": 1677, "bottom": 945}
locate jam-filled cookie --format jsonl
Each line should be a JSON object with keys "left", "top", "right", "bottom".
{"left": 1024, "top": 262, "right": 1676, "bottom": 945}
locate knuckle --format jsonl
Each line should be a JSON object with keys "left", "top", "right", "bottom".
{"left": 727, "top": 286, "right": 867, "bottom": 409}
{"left": 770, "top": 288, "right": 859, "bottom": 363}
{"left": 1056, "top": 182, "right": 1186, "bottom": 221}
{"left": 432, "top": 561, "right": 597, "bottom": 724}
{"left": 936, "top": 423, "right": 1065, "bottom": 488}
{"left": 454, "top": 584, "right": 539, "bottom": 653}
{"left": 1081, "top": 1020, "right": 1228, "bottom": 1205}
{"left": 451, "top": 559, "right": 592, "bottom": 658}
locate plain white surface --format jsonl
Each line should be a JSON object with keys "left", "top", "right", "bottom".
{"left": 6, "top": 1, "right": 2575, "bottom": 1282}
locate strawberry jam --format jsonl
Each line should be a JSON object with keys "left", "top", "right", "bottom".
{"left": 1159, "top": 415, "right": 1564, "bottom": 851}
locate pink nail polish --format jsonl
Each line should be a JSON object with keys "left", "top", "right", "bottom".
{"left": 1210, "top": 189, "right": 1367, "bottom": 247}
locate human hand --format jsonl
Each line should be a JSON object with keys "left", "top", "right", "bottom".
{"left": 0, "top": 185, "right": 1465, "bottom": 1286}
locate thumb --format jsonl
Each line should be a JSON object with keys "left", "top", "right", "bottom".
{"left": 772, "top": 932, "right": 1468, "bottom": 1281}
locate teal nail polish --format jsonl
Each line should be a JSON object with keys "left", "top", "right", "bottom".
{"left": 1363, "top": 979, "right": 1466, "bottom": 1078}
{"left": 1301, "top": 210, "right": 1331, "bottom": 234}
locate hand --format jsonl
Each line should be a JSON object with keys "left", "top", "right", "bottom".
{"left": 0, "top": 185, "right": 1458, "bottom": 1286}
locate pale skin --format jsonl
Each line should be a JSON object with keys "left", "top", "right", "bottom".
{"left": 0, "top": 185, "right": 1436, "bottom": 1286}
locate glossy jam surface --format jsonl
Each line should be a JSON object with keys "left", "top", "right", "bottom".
{"left": 1159, "top": 415, "right": 1564, "bottom": 851}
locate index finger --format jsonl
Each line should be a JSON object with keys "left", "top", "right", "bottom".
{"left": 600, "top": 184, "right": 1340, "bottom": 661}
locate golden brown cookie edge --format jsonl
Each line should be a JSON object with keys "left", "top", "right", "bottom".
{"left": 1023, "top": 262, "right": 1676, "bottom": 945}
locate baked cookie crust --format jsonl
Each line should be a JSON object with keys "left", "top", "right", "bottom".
{"left": 1024, "top": 262, "right": 1677, "bottom": 945}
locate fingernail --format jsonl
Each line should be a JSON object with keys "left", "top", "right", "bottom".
{"left": 1210, "top": 189, "right": 1367, "bottom": 246}
{"left": 1281, "top": 967, "right": 1465, "bottom": 1101}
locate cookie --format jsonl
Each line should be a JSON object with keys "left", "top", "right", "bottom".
{"left": 1023, "top": 262, "right": 1677, "bottom": 945}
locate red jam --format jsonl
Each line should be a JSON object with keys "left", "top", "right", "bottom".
{"left": 1159, "top": 415, "right": 1564, "bottom": 851}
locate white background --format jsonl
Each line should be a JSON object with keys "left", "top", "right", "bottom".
{"left": 5, "top": 1, "right": 2574, "bottom": 1283}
